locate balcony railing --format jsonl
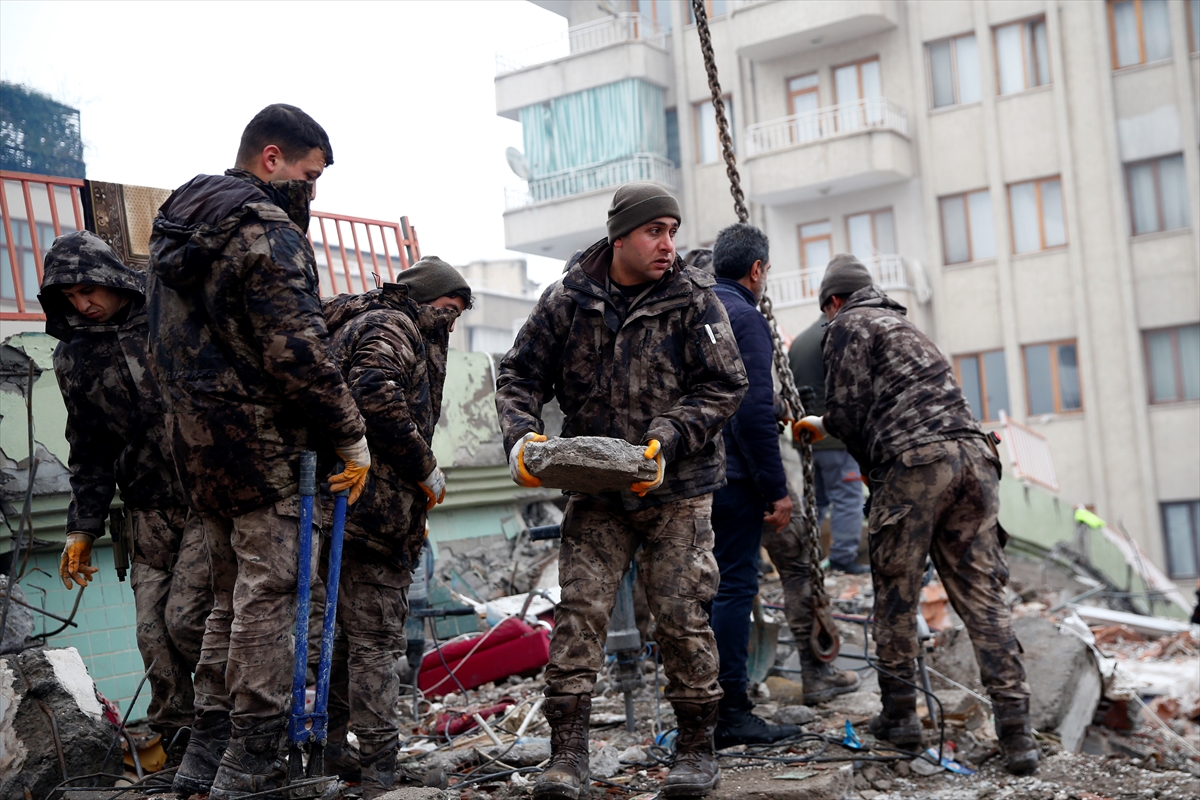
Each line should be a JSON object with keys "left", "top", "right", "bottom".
{"left": 768, "top": 254, "right": 928, "bottom": 307}
{"left": 308, "top": 212, "right": 421, "bottom": 296}
{"left": 496, "top": 13, "right": 668, "bottom": 75}
{"left": 1, "top": 170, "right": 86, "bottom": 320}
{"left": 505, "top": 154, "right": 679, "bottom": 210}
{"left": 745, "top": 98, "right": 908, "bottom": 158}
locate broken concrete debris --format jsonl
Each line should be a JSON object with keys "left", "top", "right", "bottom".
{"left": 521, "top": 436, "right": 658, "bottom": 493}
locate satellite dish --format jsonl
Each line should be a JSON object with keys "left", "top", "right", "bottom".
{"left": 506, "top": 147, "right": 530, "bottom": 180}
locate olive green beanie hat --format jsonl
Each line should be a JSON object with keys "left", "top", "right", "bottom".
{"left": 607, "top": 182, "right": 681, "bottom": 243}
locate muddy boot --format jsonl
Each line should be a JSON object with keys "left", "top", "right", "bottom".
{"left": 360, "top": 746, "right": 398, "bottom": 800}
{"left": 209, "top": 719, "right": 289, "bottom": 800}
{"left": 324, "top": 719, "right": 361, "bottom": 782}
{"left": 868, "top": 680, "right": 923, "bottom": 750}
{"left": 662, "top": 701, "right": 720, "bottom": 798}
{"left": 173, "top": 711, "right": 230, "bottom": 797}
{"left": 534, "top": 694, "right": 591, "bottom": 800}
{"left": 799, "top": 650, "right": 862, "bottom": 705}
{"left": 994, "top": 698, "right": 1039, "bottom": 775}
{"left": 713, "top": 691, "right": 799, "bottom": 749}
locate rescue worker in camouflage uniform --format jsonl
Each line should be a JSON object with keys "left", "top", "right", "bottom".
{"left": 146, "top": 104, "right": 370, "bottom": 799}
{"left": 42, "top": 231, "right": 213, "bottom": 761}
{"left": 496, "top": 182, "right": 749, "bottom": 800}
{"left": 319, "top": 257, "right": 471, "bottom": 798}
{"left": 793, "top": 255, "right": 1038, "bottom": 775}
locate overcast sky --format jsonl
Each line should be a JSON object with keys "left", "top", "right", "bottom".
{"left": 0, "top": 0, "right": 568, "bottom": 286}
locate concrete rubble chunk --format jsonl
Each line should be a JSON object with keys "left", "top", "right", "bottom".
{"left": 376, "top": 789, "right": 451, "bottom": 800}
{"left": 0, "top": 646, "right": 116, "bottom": 800}
{"left": 522, "top": 436, "right": 658, "bottom": 493}
{"left": 589, "top": 743, "right": 622, "bottom": 778}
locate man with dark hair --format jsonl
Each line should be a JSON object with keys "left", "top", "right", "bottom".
{"left": 235, "top": 103, "right": 334, "bottom": 176}
{"left": 794, "top": 255, "right": 1037, "bottom": 775}
{"left": 147, "top": 103, "right": 370, "bottom": 799}
{"left": 497, "top": 182, "right": 747, "bottom": 800}
{"left": 707, "top": 223, "right": 798, "bottom": 746}
{"left": 41, "top": 231, "right": 213, "bottom": 764}
{"left": 319, "top": 256, "right": 470, "bottom": 798}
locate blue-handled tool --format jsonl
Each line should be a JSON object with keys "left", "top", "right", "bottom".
{"left": 288, "top": 452, "right": 349, "bottom": 786}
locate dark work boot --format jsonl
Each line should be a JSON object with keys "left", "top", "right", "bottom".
{"left": 361, "top": 746, "right": 398, "bottom": 800}
{"left": 994, "top": 698, "right": 1039, "bottom": 775}
{"left": 662, "top": 701, "right": 720, "bottom": 798}
{"left": 209, "top": 719, "right": 289, "bottom": 800}
{"left": 713, "top": 690, "right": 799, "bottom": 749}
{"left": 533, "top": 694, "right": 591, "bottom": 800}
{"left": 799, "top": 650, "right": 862, "bottom": 705}
{"left": 173, "top": 711, "right": 231, "bottom": 797}
{"left": 868, "top": 678, "right": 922, "bottom": 750}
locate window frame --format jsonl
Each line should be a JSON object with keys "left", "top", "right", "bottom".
{"left": 1143, "top": 324, "right": 1200, "bottom": 404}
{"left": 939, "top": 189, "right": 991, "bottom": 265}
{"left": 634, "top": 0, "right": 673, "bottom": 34}
{"left": 692, "top": 94, "right": 734, "bottom": 165}
{"left": 1160, "top": 500, "right": 1200, "bottom": 579}
{"left": 1022, "top": 339, "right": 1084, "bottom": 415}
{"left": 1125, "top": 154, "right": 1190, "bottom": 235}
{"left": 1007, "top": 175, "right": 1067, "bottom": 253}
{"left": 926, "top": 32, "right": 977, "bottom": 109}
{"left": 786, "top": 72, "right": 819, "bottom": 116}
{"left": 954, "top": 349, "right": 1008, "bottom": 422}
{"left": 1191, "top": 0, "right": 1199, "bottom": 53}
{"left": 798, "top": 219, "right": 833, "bottom": 273}
{"left": 687, "top": 0, "right": 728, "bottom": 25}
{"left": 844, "top": 207, "right": 896, "bottom": 259}
{"left": 1108, "top": 0, "right": 1172, "bottom": 70}
{"left": 993, "top": 15, "right": 1052, "bottom": 94}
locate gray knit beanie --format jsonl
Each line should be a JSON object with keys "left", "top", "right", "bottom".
{"left": 818, "top": 254, "right": 873, "bottom": 309}
{"left": 395, "top": 256, "right": 472, "bottom": 305}
{"left": 607, "top": 182, "right": 681, "bottom": 243}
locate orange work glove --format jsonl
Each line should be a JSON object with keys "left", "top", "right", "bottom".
{"left": 331, "top": 436, "right": 372, "bottom": 505}
{"left": 631, "top": 439, "right": 666, "bottom": 497}
{"left": 60, "top": 532, "right": 99, "bottom": 590}
{"left": 508, "top": 432, "right": 547, "bottom": 488}
{"left": 791, "top": 415, "right": 828, "bottom": 444}
{"left": 419, "top": 466, "right": 447, "bottom": 511}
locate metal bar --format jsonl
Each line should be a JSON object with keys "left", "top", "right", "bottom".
{"left": 348, "top": 220, "right": 367, "bottom": 293}
{"left": 0, "top": 170, "right": 85, "bottom": 186}
{"left": 364, "top": 224, "right": 381, "bottom": 284}
{"left": 0, "top": 179, "right": 26, "bottom": 313}
{"left": 378, "top": 224, "right": 396, "bottom": 281}
{"left": 288, "top": 452, "right": 317, "bottom": 764}
{"left": 46, "top": 182, "right": 62, "bottom": 237}
{"left": 70, "top": 186, "right": 84, "bottom": 231}
{"left": 22, "top": 180, "right": 44, "bottom": 285}
{"left": 333, "top": 220, "right": 353, "bottom": 296}
{"left": 317, "top": 217, "right": 338, "bottom": 295}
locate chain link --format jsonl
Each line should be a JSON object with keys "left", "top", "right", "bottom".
{"left": 689, "top": 1, "right": 831, "bottom": 621}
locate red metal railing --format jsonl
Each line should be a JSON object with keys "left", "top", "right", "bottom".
{"left": 1, "top": 170, "right": 86, "bottom": 320}
{"left": 308, "top": 211, "right": 421, "bottom": 297}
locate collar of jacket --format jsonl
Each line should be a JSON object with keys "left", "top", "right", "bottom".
{"left": 322, "top": 282, "right": 419, "bottom": 335}
{"left": 838, "top": 284, "right": 908, "bottom": 316}
{"left": 563, "top": 237, "right": 694, "bottom": 331}
{"left": 715, "top": 276, "right": 757, "bottom": 307}
{"left": 223, "top": 168, "right": 312, "bottom": 230}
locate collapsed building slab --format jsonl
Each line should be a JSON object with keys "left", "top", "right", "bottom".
{"left": 522, "top": 436, "right": 658, "bottom": 493}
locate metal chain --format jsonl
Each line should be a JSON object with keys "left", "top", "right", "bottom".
{"left": 691, "top": 0, "right": 831, "bottom": 614}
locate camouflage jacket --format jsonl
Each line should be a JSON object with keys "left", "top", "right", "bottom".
{"left": 39, "top": 231, "right": 185, "bottom": 537}
{"left": 146, "top": 168, "right": 366, "bottom": 516}
{"left": 322, "top": 286, "right": 455, "bottom": 570}
{"left": 822, "top": 285, "right": 984, "bottom": 474}
{"left": 496, "top": 238, "right": 748, "bottom": 510}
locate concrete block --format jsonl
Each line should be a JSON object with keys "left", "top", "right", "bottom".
{"left": 710, "top": 763, "right": 852, "bottom": 799}
{"left": 376, "top": 789, "right": 450, "bottom": 800}
{"left": 523, "top": 436, "right": 658, "bottom": 493}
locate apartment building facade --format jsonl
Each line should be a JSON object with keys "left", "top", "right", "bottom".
{"left": 495, "top": 0, "right": 1200, "bottom": 581}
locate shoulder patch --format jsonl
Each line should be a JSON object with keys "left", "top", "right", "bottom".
{"left": 683, "top": 265, "right": 716, "bottom": 288}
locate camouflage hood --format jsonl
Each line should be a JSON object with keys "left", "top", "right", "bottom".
{"left": 322, "top": 282, "right": 418, "bottom": 334}
{"left": 39, "top": 230, "right": 146, "bottom": 343}
{"left": 837, "top": 284, "right": 908, "bottom": 317}
{"left": 150, "top": 168, "right": 313, "bottom": 289}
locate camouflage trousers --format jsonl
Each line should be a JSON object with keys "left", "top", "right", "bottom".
{"left": 325, "top": 549, "right": 411, "bottom": 765}
{"left": 759, "top": 485, "right": 816, "bottom": 651}
{"left": 547, "top": 493, "right": 721, "bottom": 703}
{"left": 129, "top": 507, "right": 213, "bottom": 735}
{"left": 193, "top": 495, "right": 321, "bottom": 734}
{"left": 867, "top": 439, "right": 1029, "bottom": 706}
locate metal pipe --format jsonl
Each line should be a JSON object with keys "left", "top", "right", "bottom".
{"left": 288, "top": 451, "right": 317, "bottom": 781}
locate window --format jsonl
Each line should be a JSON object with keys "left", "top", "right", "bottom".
{"left": 798, "top": 220, "right": 832, "bottom": 298}
{"left": 688, "top": 0, "right": 727, "bottom": 23}
{"left": 1144, "top": 324, "right": 1200, "bottom": 403}
{"left": 1024, "top": 340, "right": 1082, "bottom": 415}
{"left": 995, "top": 17, "right": 1050, "bottom": 94}
{"left": 1009, "top": 176, "right": 1066, "bottom": 253}
{"left": 1191, "top": 0, "right": 1199, "bottom": 52}
{"left": 1109, "top": 0, "right": 1172, "bottom": 69}
{"left": 787, "top": 74, "right": 820, "bottom": 142}
{"left": 846, "top": 208, "right": 896, "bottom": 260}
{"left": 833, "top": 57, "right": 883, "bottom": 130}
{"left": 955, "top": 350, "right": 1010, "bottom": 422}
{"left": 665, "top": 108, "right": 681, "bottom": 167}
{"left": 939, "top": 190, "right": 995, "bottom": 264}
{"left": 1161, "top": 501, "right": 1200, "bottom": 578}
{"left": 928, "top": 33, "right": 981, "bottom": 108}
{"left": 694, "top": 96, "right": 734, "bottom": 164}
{"left": 1126, "top": 154, "right": 1191, "bottom": 235}
{"left": 635, "top": 0, "right": 673, "bottom": 34}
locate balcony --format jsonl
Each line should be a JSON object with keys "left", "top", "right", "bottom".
{"left": 503, "top": 154, "right": 679, "bottom": 260}
{"left": 768, "top": 254, "right": 930, "bottom": 308}
{"left": 743, "top": 98, "right": 912, "bottom": 205}
{"left": 495, "top": 13, "right": 673, "bottom": 119}
{"left": 729, "top": 0, "right": 899, "bottom": 61}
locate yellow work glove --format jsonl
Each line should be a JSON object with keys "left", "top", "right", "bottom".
{"left": 419, "top": 466, "right": 447, "bottom": 511}
{"left": 331, "top": 436, "right": 371, "bottom": 505}
{"left": 508, "top": 432, "right": 547, "bottom": 488}
{"left": 631, "top": 439, "right": 665, "bottom": 497}
{"left": 792, "top": 415, "right": 827, "bottom": 444}
{"left": 60, "top": 532, "right": 99, "bottom": 590}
